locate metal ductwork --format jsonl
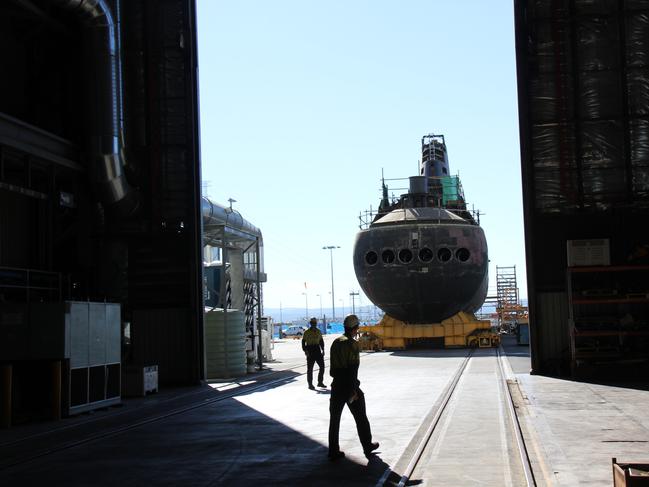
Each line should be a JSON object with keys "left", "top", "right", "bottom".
{"left": 201, "top": 197, "right": 263, "bottom": 244}
{"left": 53, "top": 0, "right": 136, "bottom": 213}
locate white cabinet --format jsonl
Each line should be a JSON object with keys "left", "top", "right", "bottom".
{"left": 64, "top": 301, "right": 121, "bottom": 415}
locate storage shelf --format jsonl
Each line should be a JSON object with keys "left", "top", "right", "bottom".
{"left": 573, "top": 297, "right": 649, "bottom": 304}
{"left": 574, "top": 354, "right": 648, "bottom": 362}
{"left": 573, "top": 330, "right": 649, "bottom": 337}
{"left": 567, "top": 263, "right": 649, "bottom": 377}
{"left": 574, "top": 351, "right": 620, "bottom": 359}
{"left": 568, "top": 265, "right": 649, "bottom": 273}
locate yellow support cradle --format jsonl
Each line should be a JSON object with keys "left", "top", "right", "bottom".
{"left": 359, "top": 311, "right": 498, "bottom": 350}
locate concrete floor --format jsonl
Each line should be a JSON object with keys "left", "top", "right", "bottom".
{"left": 501, "top": 335, "right": 649, "bottom": 486}
{"left": 0, "top": 334, "right": 647, "bottom": 486}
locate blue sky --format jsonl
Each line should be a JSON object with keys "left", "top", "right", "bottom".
{"left": 196, "top": 1, "right": 526, "bottom": 317}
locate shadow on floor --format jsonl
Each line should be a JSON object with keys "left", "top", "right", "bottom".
{"left": 1, "top": 377, "right": 391, "bottom": 486}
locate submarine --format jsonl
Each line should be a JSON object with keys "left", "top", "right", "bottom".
{"left": 353, "top": 134, "right": 488, "bottom": 324}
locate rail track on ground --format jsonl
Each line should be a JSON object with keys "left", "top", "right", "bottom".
{"left": 375, "top": 348, "right": 536, "bottom": 487}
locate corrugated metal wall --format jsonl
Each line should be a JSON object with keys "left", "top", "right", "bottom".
{"left": 515, "top": 0, "right": 649, "bottom": 374}
{"left": 535, "top": 292, "right": 569, "bottom": 375}
{"left": 0, "top": 1, "right": 204, "bottom": 397}
{"left": 122, "top": 0, "right": 204, "bottom": 386}
{"left": 131, "top": 308, "right": 194, "bottom": 385}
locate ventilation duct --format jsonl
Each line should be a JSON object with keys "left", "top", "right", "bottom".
{"left": 201, "top": 197, "right": 262, "bottom": 243}
{"left": 52, "top": 0, "right": 136, "bottom": 213}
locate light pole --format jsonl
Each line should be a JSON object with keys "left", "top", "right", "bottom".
{"left": 323, "top": 245, "right": 340, "bottom": 325}
{"left": 316, "top": 294, "right": 323, "bottom": 321}
{"left": 350, "top": 291, "right": 359, "bottom": 314}
{"left": 302, "top": 292, "right": 308, "bottom": 320}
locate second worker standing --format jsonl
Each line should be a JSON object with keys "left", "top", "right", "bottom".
{"left": 302, "top": 317, "right": 326, "bottom": 390}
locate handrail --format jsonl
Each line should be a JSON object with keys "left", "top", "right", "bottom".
{"left": 0, "top": 266, "right": 63, "bottom": 301}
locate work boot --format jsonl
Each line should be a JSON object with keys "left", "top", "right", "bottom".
{"left": 328, "top": 451, "right": 345, "bottom": 461}
{"left": 363, "top": 442, "right": 380, "bottom": 456}
{"left": 308, "top": 384, "right": 315, "bottom": 390}
{"left": 317, "top": 382, "right": 327, "bottom": 388}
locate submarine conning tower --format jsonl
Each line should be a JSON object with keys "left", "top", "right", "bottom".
{"left": 421, "top": 133, "right": 450, "bottom": 178}
{"left": 354, "top": 133, "right": 488, "bottom": 325}
{"left": 375, "top": 133, "right": 477, "bottom": 225}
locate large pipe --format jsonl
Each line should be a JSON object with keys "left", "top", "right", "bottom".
{"left": 53, "top": 0, "right": 136, "bottom": 212}
{"left": 201, "top": 197, "right": 262, "bottom": 241}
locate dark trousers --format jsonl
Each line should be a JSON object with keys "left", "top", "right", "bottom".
{"left": 328, "top": 388, "right": 372, "bottom": 454}
{"left": 306, "top": 352, "right": 324, "bottom": 386}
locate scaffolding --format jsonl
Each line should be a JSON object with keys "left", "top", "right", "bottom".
{"left": 495, "top": 265, "right": 528, "bottom": 330}
{"left": 478, "top": 289, "right": 499, "bottom": 323}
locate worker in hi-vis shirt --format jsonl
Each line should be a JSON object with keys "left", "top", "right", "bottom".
{"left": 302, "top": 317, "right": 326, "bottom": 390}
{"left": 327, "top": 314, "right": 379, "bottom": 460}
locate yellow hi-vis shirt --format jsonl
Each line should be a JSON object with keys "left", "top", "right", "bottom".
{"left": 329, "top": 335, "right": 360, "bottom": 395}
{"left": 330, "top": 335, "right": 360, "bottom": 369}
{"left": 302, "top": 327, "right": 323, "bottom": 346}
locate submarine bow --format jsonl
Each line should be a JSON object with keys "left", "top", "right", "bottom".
{"left": 353, "top": 134, "right": 488, "bottom": 323}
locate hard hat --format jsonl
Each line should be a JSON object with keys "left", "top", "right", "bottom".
{"left": 343, "top": 314, "right": 360, "bottom": 329}
{"left": 309, "top": 317, "right": 317, "bottom": 324}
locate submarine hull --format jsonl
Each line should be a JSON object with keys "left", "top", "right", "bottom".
{"left": 353, "top": 219, "right": 488, "bottom": 323}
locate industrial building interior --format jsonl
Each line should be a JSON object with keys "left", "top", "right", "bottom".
{"left": 0, "top": 0, "right": 206, "bottom": 421}
{"left": 516, "top": 0, "right": 649, "bottom": 379}
{"left": 0, "top": 0, "right": 648, "bottom": 485}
